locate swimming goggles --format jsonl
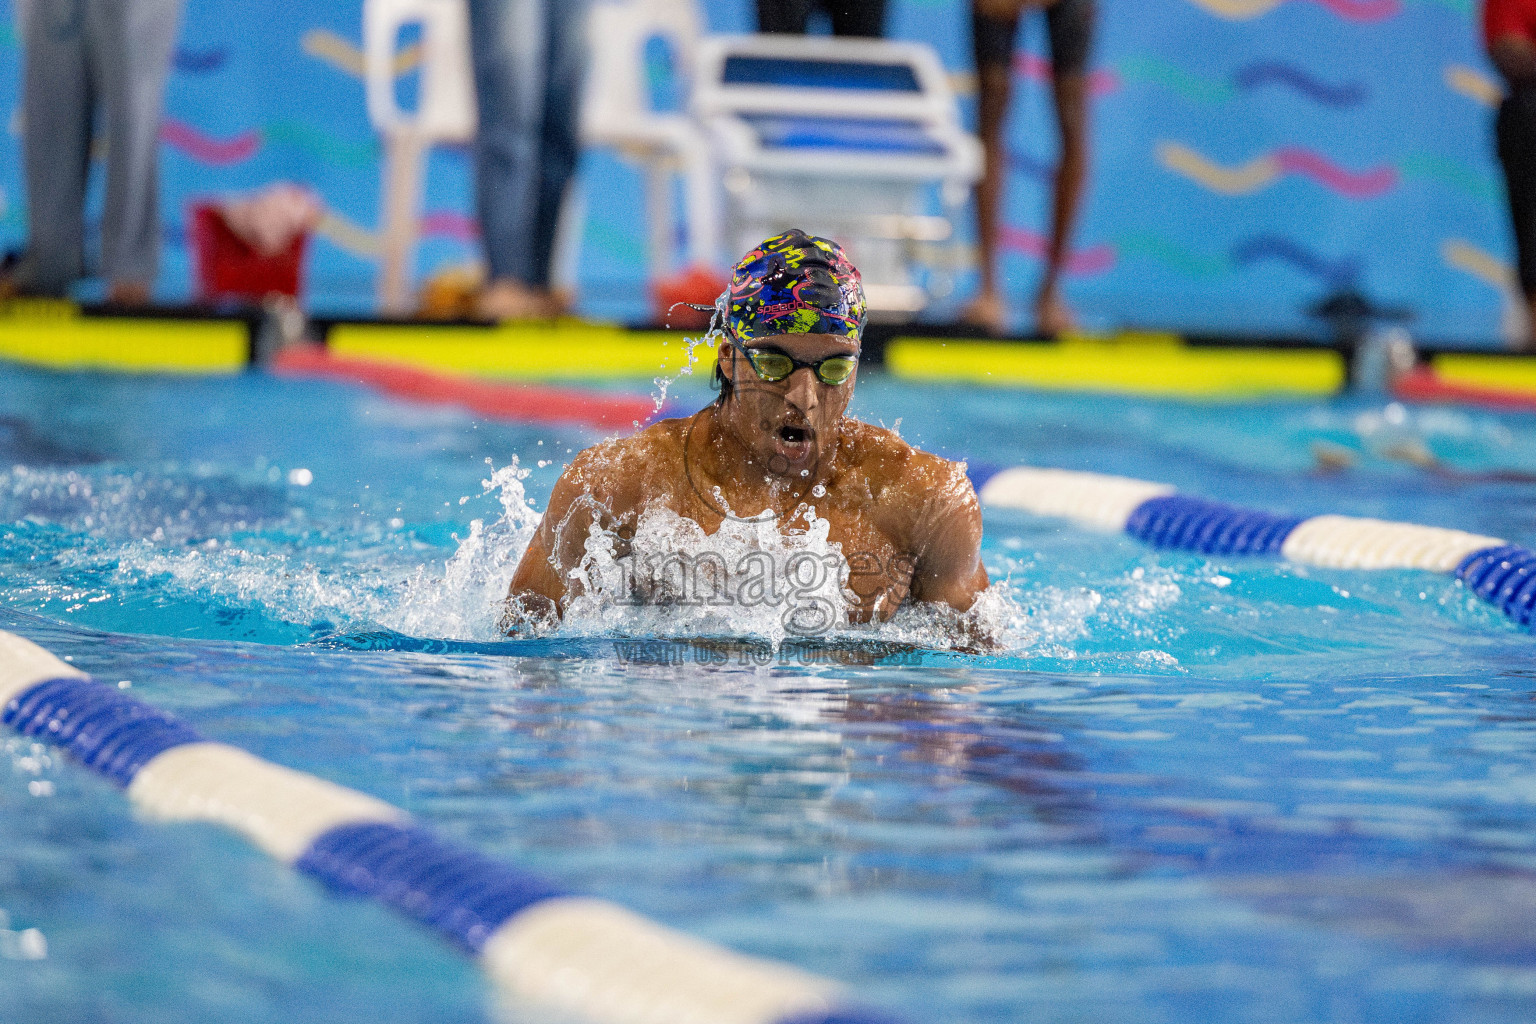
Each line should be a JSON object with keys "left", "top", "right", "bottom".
{"left": 726, "top": 334, "right": 858, "bottom": 385}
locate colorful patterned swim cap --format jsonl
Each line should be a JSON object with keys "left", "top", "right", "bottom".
{"left": 724, "top": 229, "right": 867, "bottom": 344}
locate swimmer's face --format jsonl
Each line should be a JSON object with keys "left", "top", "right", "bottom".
{"left": 716, "top": 332, "right": 859, "bottom": 477}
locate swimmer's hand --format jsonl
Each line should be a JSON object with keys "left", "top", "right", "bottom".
{"left": 498, "top": 592, "right": 558, "bottom": 637}
{"left": 917, "top": 600, "right": 1004, "bottom": 655}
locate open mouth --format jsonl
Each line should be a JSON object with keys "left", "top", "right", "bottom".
{"left": 771, "top": 423, "right": 815, "bottom": 467}
{"left": 778, "top": 425, "right": 809, "bottom": 445}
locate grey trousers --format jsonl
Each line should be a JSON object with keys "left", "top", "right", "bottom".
{"left": 467, "top": 0, "right": 588, "bottom": 288}
{"left": 16, "top": 0, "right": 182, "bottom": 295}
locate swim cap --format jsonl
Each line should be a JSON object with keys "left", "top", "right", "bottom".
{"left": 723, "top": 229, "right": 867, "bottom": 344}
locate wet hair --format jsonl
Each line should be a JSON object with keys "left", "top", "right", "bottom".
{"left": 713, "top": 358, "right": 732, "bottom": 405}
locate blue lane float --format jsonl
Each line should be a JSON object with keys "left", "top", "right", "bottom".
{"left": 4, "top": 675, "right": 205, "bottom": 785}
{"left": 1456, "top": 545, "right": 1536, "bottom": 628}
{"left": 296, "top": 821, "right": 569, "bottom": 954}
{"left": 1123, "top": 495, "right": 1305, "bottom": 557}
{"left": 975, "top": 465, "right": 1534, "bottom": 631}
{"left": 0, "top": 630, "right": 901, "bottom": 1024}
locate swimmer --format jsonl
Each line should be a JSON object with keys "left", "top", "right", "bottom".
{"left": 503, "top": 229, "right": 991, "bottom": 642}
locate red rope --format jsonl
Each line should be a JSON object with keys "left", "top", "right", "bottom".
{"left": 272, "top": 347, "right": 660, "bottom": 430}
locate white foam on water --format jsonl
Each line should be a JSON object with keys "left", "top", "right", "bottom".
{"left": 106, "top": 542, "right": 400, "bottom": 627}
{"left": 21, "top": 460, "right": 540, "bottom": 641}
{"left": 431, "top": 464, "right": 1032, "bottom": 652}
{"left": 9, "top": 454, "right": 1078, "bottom": 656}
{"left": 557, "top": 503, "right": 856, "bottom": 645}
{"left": 385, "top": 460, "right": 542, "bottom": 640}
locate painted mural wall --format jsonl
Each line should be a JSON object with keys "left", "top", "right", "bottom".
{"left": 0, "top": 0, "right": 1513, "bottom": 345}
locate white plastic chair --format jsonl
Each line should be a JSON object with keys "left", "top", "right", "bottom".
{"left": 363, "top": 0, "right": 477, "bottom": 314}
{"left": 580, "top": 0, "right": 719, "bottom": 274}
{"left": 692, "top": 34, "right": 982, "bottom": 316}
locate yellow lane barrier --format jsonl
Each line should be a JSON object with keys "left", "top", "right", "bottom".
{"left": 1430, "top": 353, "right": 1536, "bottom": 398}
{"left": 327, "top": 320, "right": 717, "bottom": 380}
{"left": 0, "top": 299, "right": 248, "bottom": 373}
{"left": 0, "top": 303, "right": 1353, "bottom": 399}
{"left": 885, "top": 332, "right": 1344, "bottom": 398}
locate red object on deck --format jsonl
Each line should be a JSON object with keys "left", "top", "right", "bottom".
{"left": 190, "top": 204, "right": 307, "bottom": 302}
{"left": 271, "top": 347, "right": 661, "bottom": 431}
{"left": 1393, "top": 366, "right": 1536, "bottom": 413}
{"left": 651, "top": 264, "right": 727, "bottom": 329}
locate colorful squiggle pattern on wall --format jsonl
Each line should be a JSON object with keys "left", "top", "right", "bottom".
{"left": 1157, "top": 142, "right": 1398, "bottom": 198}
{"left": 1183, "top": 0, "right": 1400, "bottom": 22}
{"left": 1399, "top": 153, "right": 1499, "bottom": 203}
{"left": 1157, "top": 142, "right": 1497, "bottom": 203}
{"left": 159, "top": 119, "right": 261, "bottom": 166}
{"left": 1445, "top": 65, "right": 1504, "bottom": 107}
{"left": 1087, "top": 56, "right": 1369, "bottom": 107}
{"left": 172, "top": 46, "right": 229, "bottom": 74}
{"left": 1022, "top": 53, "right": 1375, "bottom": 109}
{"left": 1000, "top": 226, "right": 1115, "bottom": 275}
{"left": 159, "top": 118, "right": 375, "bottom": 168}
{"left": 1013, "top": 55, "right": 1120, "bottom": 97}
{"left": 0, "top": 0, "right": 1512, "bottom": 341}
{"left": 302, "top": 30, "right": 421, "bottom": 78}
{"left": 1001, "top": 229, "right": 1365, "bottom": 288}
{"left": 1105, "top": 57, "right": 1370, "bottom": 109}
{"left": 312, "top": 210, "right": 476, "bottom": 260}
{"left": 1443, "top": 239, "right": 1515, "bottom": 292}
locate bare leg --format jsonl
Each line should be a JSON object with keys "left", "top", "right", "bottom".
{"left": 106, "top": 281, "right": 151, "bottom": 307}
{"left": 1036, "top": 72, "right": 1088, "bottom": 337}
{"left": 963, "top": 61, "right": 1014, "bottom": 336}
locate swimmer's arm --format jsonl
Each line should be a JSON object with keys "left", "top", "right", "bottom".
{"left": 908, "top": 476, "right": 997, "bottom": 654}
{"left": 504, "top": 532, "right": 564, "bottom": 630}
{"left": 908, "top": 465, "right": 989, "bottom": 613}
{"left": 503, "top": 460, "right": 609, "bottom": 630}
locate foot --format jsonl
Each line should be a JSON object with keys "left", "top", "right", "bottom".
{"left": 1521, "top": 296, "right": 1536, "bottom": 352}
{"left": 959, "top": 291, "right": 1010, "bottom": 336}
{"left": 1034, "top": 289, "right": 1077, "bottom": 338}
{"left": 0, "top": 252, "right": 20, "bottom": 301}
{"left": 474, "top": 278, "right": 557, "bottom": 322}
{"left": 416, "top": 262, "right": 485, "bottom": 320}
{"left": 107, "top": 281, "right": 152, "bottom": 307}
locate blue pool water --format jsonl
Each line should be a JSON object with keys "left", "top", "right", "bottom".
{"left": 3, "top": 361, "right": 1536, "bottom": 1023}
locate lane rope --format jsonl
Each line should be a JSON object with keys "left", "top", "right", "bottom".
{"left": 0, "top": 630, "right": 899, "bottom": 1024}
{"left": 973, "top": 465, "right": 1533, "bottom": 629}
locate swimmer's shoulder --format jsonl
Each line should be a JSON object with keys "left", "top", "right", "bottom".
{"left": 841, "top": 419, "right": 974, "bottom": 498}
{"left": 555, "top": 416, "right": 691, "bottom": 500}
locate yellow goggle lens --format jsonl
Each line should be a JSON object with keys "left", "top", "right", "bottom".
{"left": 747, "top": 352, "right": 857, "bottom": 385}
{"left": 748, "top": 352, "right": 795, "bottom": 380}
{"left": 816, "top": 356, "right": 857, "bottom": 384}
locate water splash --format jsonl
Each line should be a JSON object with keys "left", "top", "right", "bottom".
{"left": 651, "top": 298, "right": 725, "bottom": 419}
{"left": 557, "top": 504, "right": 856, "bottom": 645}
{"left": 387, "top": 460, "right": 541, "bottom": 640}
{"left": 0, "top": 455, "right": 1065, "bottom": 656}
